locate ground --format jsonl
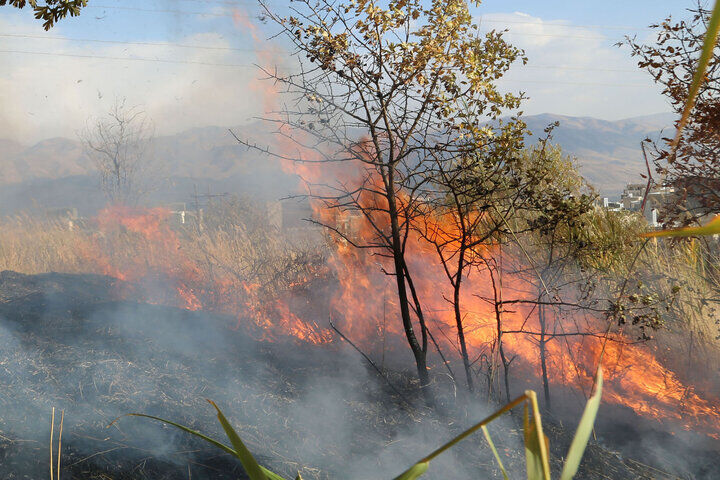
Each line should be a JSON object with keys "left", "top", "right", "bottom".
{"left": 0, "top": 271, "right": 708, "bottom": 479}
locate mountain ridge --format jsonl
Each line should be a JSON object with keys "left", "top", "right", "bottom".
{"left": 0, "top": 113, "right": 674, "bottom": 197}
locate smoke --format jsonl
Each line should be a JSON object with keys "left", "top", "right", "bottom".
{"left": 0, "top": 271, "right": 523, "bottom": 479}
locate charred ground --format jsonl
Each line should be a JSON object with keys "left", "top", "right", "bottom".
{"left": 0, "top": 270, "right": 713, "bottom": 479}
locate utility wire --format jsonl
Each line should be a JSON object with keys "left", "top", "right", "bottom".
{"left": 93, "top": 1, "right": 655, "bottom": 32}
{"left": 0, "top": 48, "right": 651, "bottom": 87}
{"left": 0, "top": 33, "right": 255, "bottom": 52}
{"left": 477, "top": 17, "right": 653, "bottom": 32}
{"left": 0, "top": 48, "right": 256, "bottom": 67}
{"left": 0, "top": 33, "right": 647, "bottom": 74}
{"left": 85, "top": 4, "right": 653, "bottom": 38}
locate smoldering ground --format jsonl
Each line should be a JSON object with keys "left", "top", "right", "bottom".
{"left": 1, "top": 269, "right": 719, "bottom": 479}
{"left": 0, "top": 270, "right": 524, "bottom": 479}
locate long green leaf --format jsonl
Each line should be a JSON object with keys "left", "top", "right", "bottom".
{"left": 526, "top": 391, "right": 551, "bottom": 480}
{"left": 523, "top": 402, "right": 544, "bottom": 480}
{"left": 392, "top": 462, "right": 429, "bottom": 480}
{"left": 112, "top": 413, "right": 239, "bottom": 457}
{"left": 113, "top": 412, "right": 287, "bottom": 480}
{"left": 481, "top": 425, "right": 509, "bottom": 480}
{"left": 642, "top": 214, "right": 720, "bottom": 238}
{"left": 392, "top": 394, "right": 529, "bottom": 480}
{"left": 560, "top": 367, "right": 604, "bottom": 480}
{"left": 670, "top": 0, "right": 720, "bottom": 157}
{"left": 208, "top": 400, "right": 268, "bottom": 480}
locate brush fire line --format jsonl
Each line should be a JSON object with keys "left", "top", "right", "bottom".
{"left": 80, "top": 204, "right": 720, "bottom": 439}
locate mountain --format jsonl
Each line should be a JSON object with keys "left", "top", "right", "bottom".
{"left": 522, "top": 112, "right": 675, "bottom": 196}
{"left": 0, "top": 113, "right": 675, "bottom": 215}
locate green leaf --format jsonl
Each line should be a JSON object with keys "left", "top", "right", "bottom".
{"left": 392, "top": 462, "right": 429, "bottom": 480}
{"left": 114, "top": 408, "right": 288, "bottom": 480}
{"left": 481, "top": 425, "right": 509, "bottom": 480}
{"left": 642, "top": 214, "right": 720, "bottom": 238}
{"left": 523, "top": 402, "right": 545, "bottom": 480}
{"left": 560, "top": 367, "right": 604, "bottom": 480}
{"left": 208, "top": 400, "right": 269, "bottom": 480}
{"left": 113, "top": 413, "right": 239, "bottom": 457}
{"left": 670, "top": 0, "right": 720, "bottom": 157}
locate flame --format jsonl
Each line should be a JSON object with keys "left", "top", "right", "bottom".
{"left": 66, "top": 11, "right": 720, "bottom": 443}
{"left": 221, "top": 12, "right": 720, "bottom": 436}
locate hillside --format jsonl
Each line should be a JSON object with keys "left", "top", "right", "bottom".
{"left": 0, "top": 113, "right": 675, "bottom": 215}
{"left": 523, "top": 113, "right": 675, "bottom": 195}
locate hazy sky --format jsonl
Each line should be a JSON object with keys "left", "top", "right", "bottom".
{"left": 0, "top": 0, "right": 699, "bottom": 143}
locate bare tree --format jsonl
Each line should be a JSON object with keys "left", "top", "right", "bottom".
{"left": 80, "top": 98, "right": 156, "bottom": 206}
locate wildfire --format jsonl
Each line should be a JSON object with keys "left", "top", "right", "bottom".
{"left": 85, "top": 198, "right": 720, "bottom": 439}
{"left": 74, "top": 9, "right": 720, "bottom": 442}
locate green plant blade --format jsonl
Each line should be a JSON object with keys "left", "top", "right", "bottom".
{"left": 208, "top": 400, "right": 268, "bottom": 480}
{"left": 392, "top": 461, "right": 429, "bottom": 480}
{"left": 525, "top": 391, "right": 551, "bottom": 480}
{"left": 523, "top": 402, "right": 545, "bottom": 480}
{"left": 114, "top": 411, "right": 287, "bottom": 480}
{"left": 481, "top": 425, "right": 509, "bottom": 480}
{"left": 560, "top": 367, "right": 604, "bottom": 480}
{"left": 393, "top": 394, "right": 528, "bottom": 480}
{"left": 671, "top": 0, "right": 720, "bottom": 157}
{"left": 114, "top": 413, "right": 239, "bottom": 457}
{"left": 642, "top": 214, "right": 720, "bottom": 238}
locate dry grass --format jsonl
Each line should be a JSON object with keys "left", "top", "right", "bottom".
{"left": 0, "top": 216, "right": 96, "bottom": 274}
{"left": 0, "top": 204, "right": 328, "bottom": 328}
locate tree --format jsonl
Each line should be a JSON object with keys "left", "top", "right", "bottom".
{"left": 1, "top": 0, "right": 87, "bottom": 30}
{"left": 625, "top": 2, "right": 720, "bottom": 226}
{"left": 416, "top": 125, "right": 567, "bottom": 393}
{"left": 507, "top": 144, "right": 596, "bottom": 408}
{"left": 426, "top": 139, "right": 598, "bottom": 404}
{"left": 80, "top": 99, "right": 157, "bottom": 206}
{"left": 241, "top": 0, "right": 525, "bottom": 401}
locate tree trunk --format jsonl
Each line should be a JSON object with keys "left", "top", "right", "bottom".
{"left": 489, "top": 265, "right": 511, "bottom": 401}
{"left": 454, "top": 249, "right": 474, "bottom": 392}
{"left": 386, "top": 174, "right": 432, "bottom": 404}
{"left": 538, "top": 301, "right": 551, "bottom": 410}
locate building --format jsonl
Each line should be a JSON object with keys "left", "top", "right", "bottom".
{"left": 599, "top": 183, "right": 676, "bottom": 227}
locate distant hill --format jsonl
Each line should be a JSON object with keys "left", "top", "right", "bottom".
{"left": 523, "top": 112, "right": 675, "bottom": 196}
{"left": 0, "top": 113, "right": 675, "bottom": 215}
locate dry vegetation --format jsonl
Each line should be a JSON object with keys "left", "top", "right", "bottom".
{"left": 0, "top": 199, "right": 328, "bottom": 311}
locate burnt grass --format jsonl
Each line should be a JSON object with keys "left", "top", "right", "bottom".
{"left": 0, "top": 270, "right": 714, "bottom": 479}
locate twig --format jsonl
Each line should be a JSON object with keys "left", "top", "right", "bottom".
{"left": 50, "top": 407, "right": 55, "bottom": 480}
{"left": 640, "top": 141, "right": 655, "bottom": 215}
{"left": 57, "top": 410, "right": 64, "bottom": 480}
{"left": 328, "top": 320, "right": 413, "bottom": 409}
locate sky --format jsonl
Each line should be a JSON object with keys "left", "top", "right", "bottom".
{"left": 0, "top": 0, "right": 702, "bottom": 143}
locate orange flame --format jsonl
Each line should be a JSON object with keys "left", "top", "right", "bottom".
{"left": 67, "top": 11, "right": 720, "bottom": 441}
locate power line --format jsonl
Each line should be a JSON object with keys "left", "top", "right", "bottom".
{"left": 524, "top": 64, "right": 643, "bottom": 74}
{"left": 88, "top": 4, "right": 234, "bottom": 17}
{"left": 0, "top": 32, "right": 645, "bottom": 72}
{"left": 501, "top": 78, "right": 649, "bottom": 88}
{"left": 93, "top": 2, "right": 653, "bottom": 33}
{"left": 477, "top": 17, "right": 652, "bottom": 32}
{"left": 0, "top": 48, "right": 652, "bottom": 87}
{"left": 0, "top": 33, "right": 256, "bottom": 52}
{"left": 85, "top": 4, "right": 651, "bottom": 41}
{"left": 0, "top": 49, "right": 255, "bottom": 67}
{"left": 0, "top": 45, "right": 647, "bottom": 76}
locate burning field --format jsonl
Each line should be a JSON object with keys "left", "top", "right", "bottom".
{"left": 1, "top": 199, "right": 720, "bottom": 479}
{"left": 5, "top": 1, "right": 720, "bottom": 478}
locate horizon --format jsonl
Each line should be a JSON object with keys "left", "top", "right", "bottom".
{"left": 1, "top": 110, "right": 676, "bottom": 145}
